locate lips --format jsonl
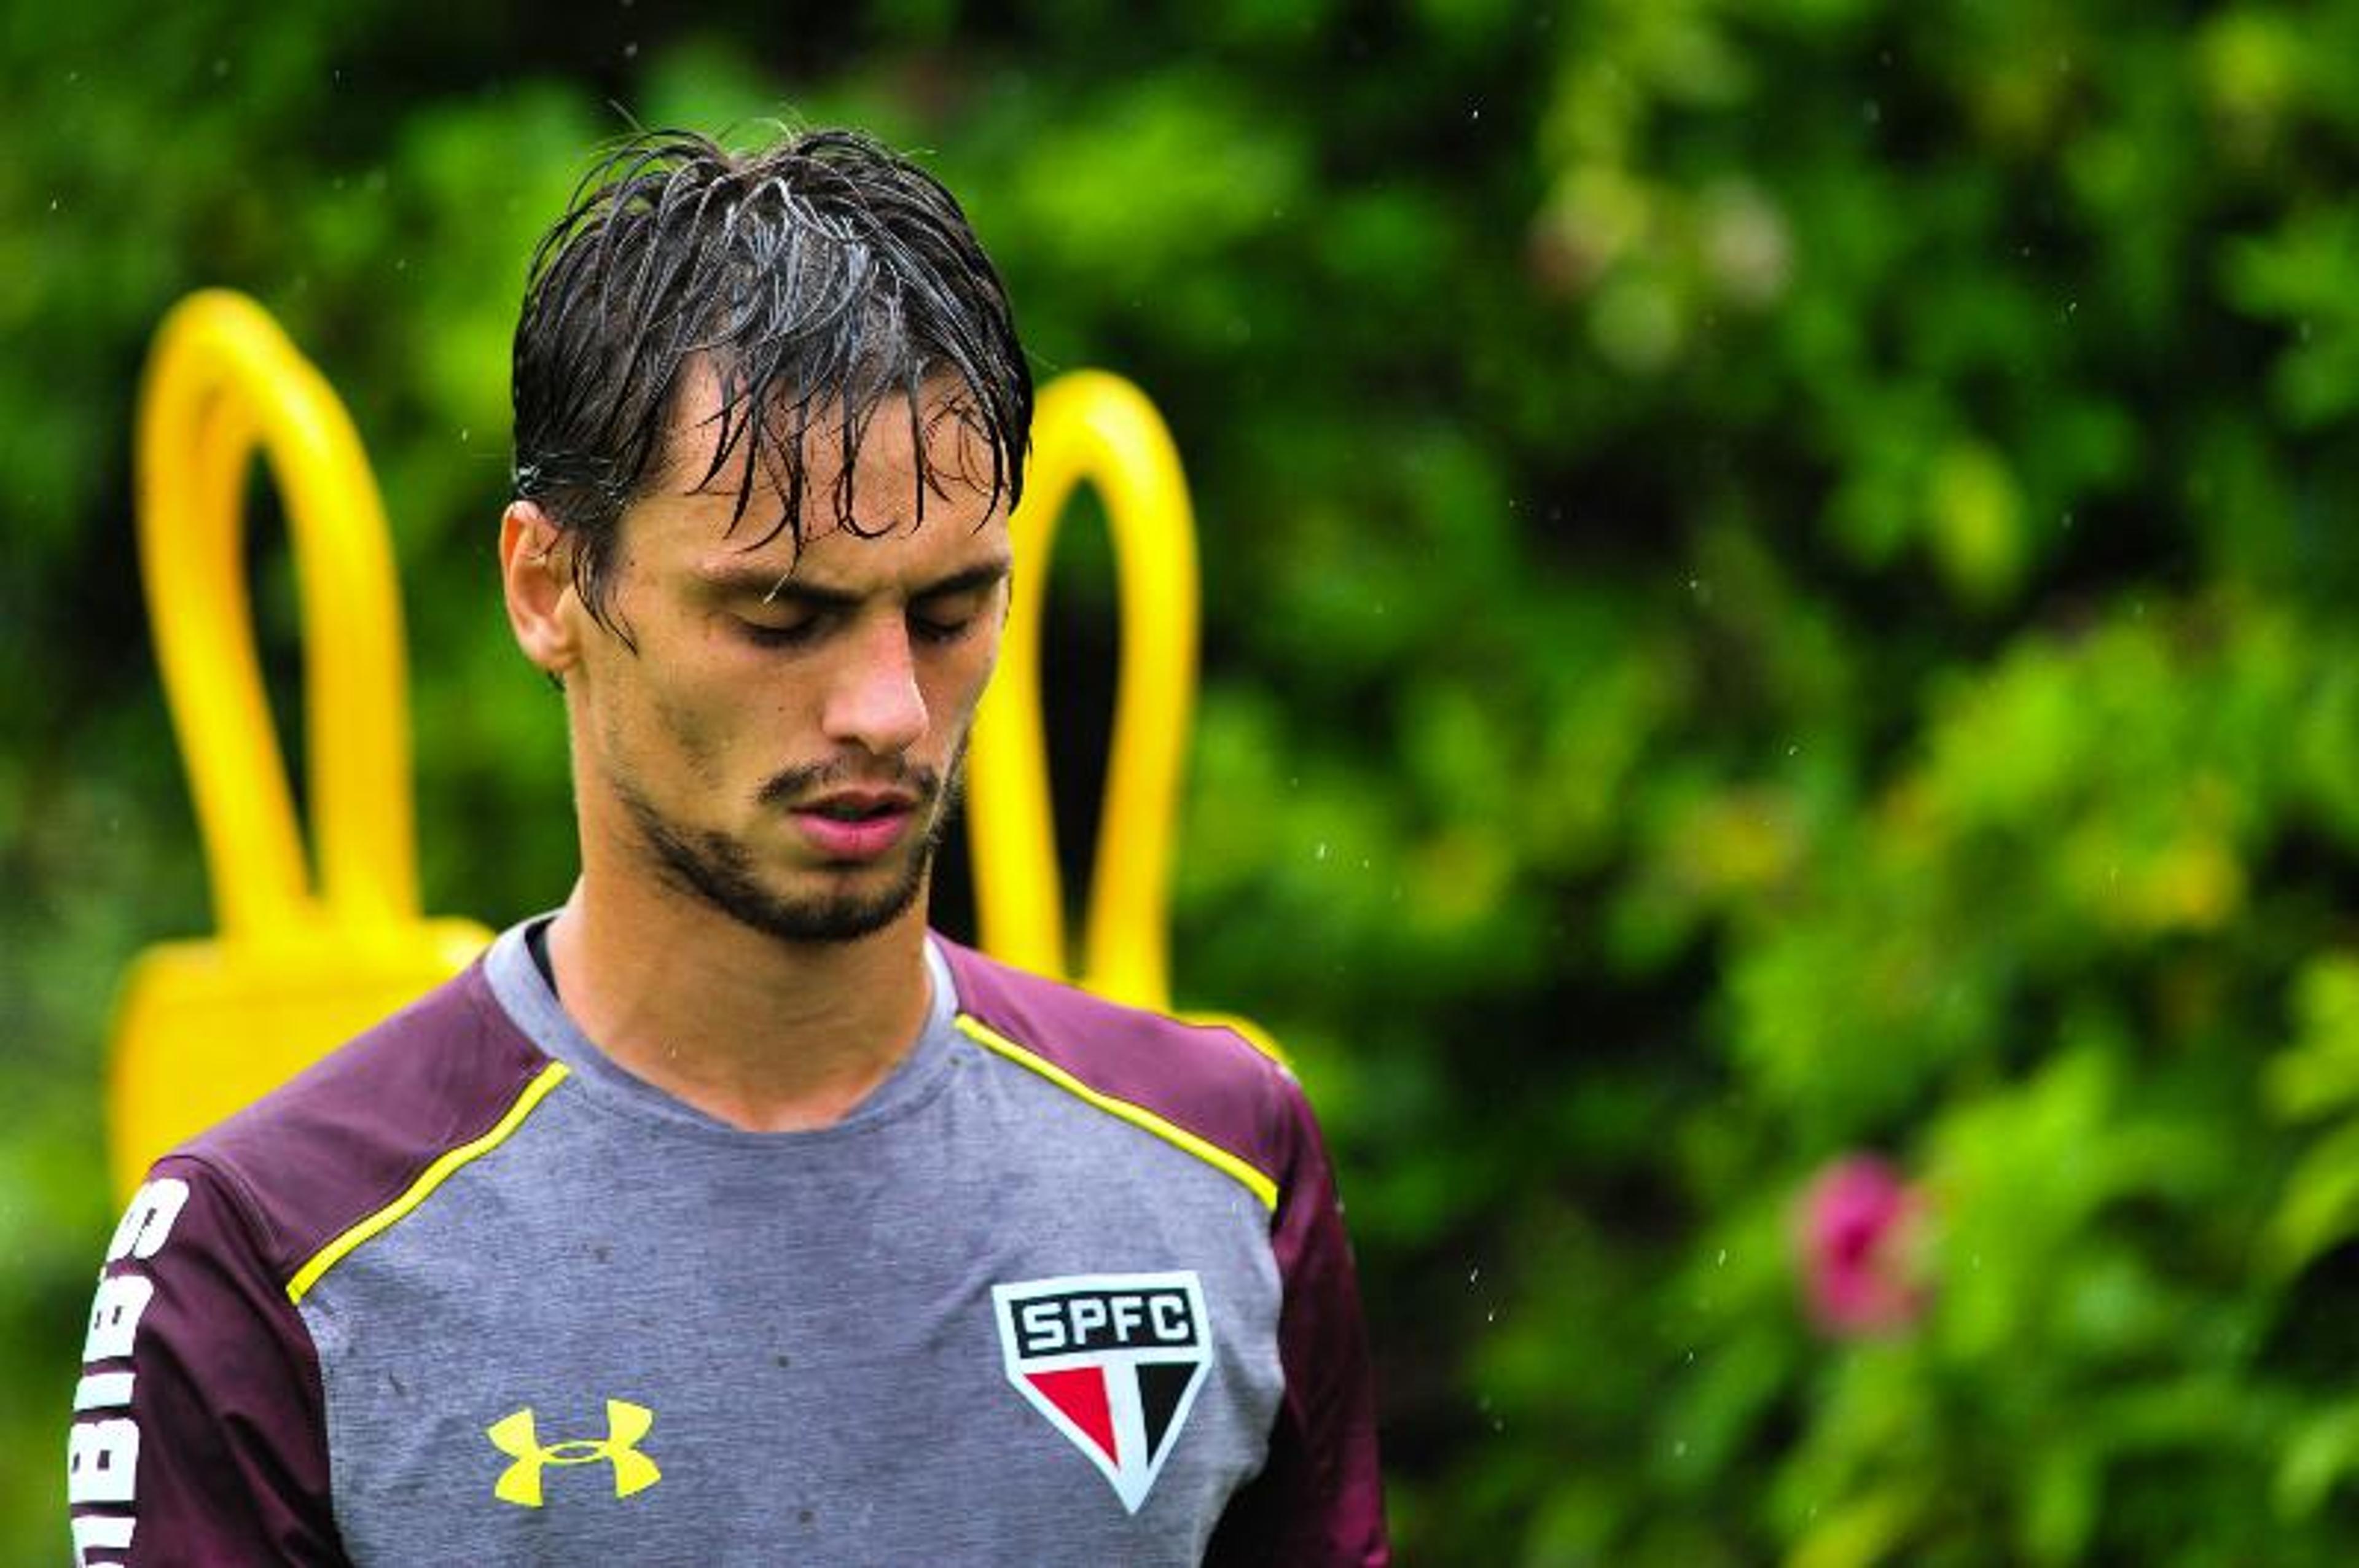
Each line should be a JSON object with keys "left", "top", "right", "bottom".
{"left": 802, "top": 790, "right": 917, "bottom": 821}
{"left": 790, "top": 790, "right": 920, "bottom": 860}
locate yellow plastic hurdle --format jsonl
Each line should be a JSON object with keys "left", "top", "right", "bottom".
{"left": 106, "top": 292, "right": 493, "bottom": 1201}
{"left": 105, "top": 291, "right": 1261, "bottom": 1204}
{"left": 969, "top": 372, "right": 1197, "bottom": 1011}
{"left": 969, "top": 373, "right": 1280, "bottom": 1056}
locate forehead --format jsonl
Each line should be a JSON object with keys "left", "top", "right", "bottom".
{"left": 632, "top": 361, "right": 1008, "bottom": 582}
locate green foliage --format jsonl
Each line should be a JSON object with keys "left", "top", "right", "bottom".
{"left": 15, "top": 0, "right": 2359, "bottom": 1561}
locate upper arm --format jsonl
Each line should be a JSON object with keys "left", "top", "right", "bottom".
{"left": 67, "top": 1160, "right": 345, "bottom": 1567}
{"left": 1207, "top": 1075, "right": 1390, "bottom": 1567}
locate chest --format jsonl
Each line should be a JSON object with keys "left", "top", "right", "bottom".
{"left": 301, "top": 1090, "right": 1283, "bottom": 1566}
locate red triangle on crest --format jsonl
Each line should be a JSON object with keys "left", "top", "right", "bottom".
{"left": 1026, "top": 1365, "right": 1119, "bottom": 1464}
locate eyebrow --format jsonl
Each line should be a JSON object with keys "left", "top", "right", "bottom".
{"left": 696, "top": 557, "right": 1013, "bottom": 611}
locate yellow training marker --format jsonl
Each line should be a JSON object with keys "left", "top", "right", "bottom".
{"left": 104, "top": 291, "right": 490, "bottom": 1201}
{"left": 967, "top": 372, "right": 1280, "bottom": 1059}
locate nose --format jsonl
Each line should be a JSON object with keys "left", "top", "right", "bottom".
{"left": 820, "top": 614, "right": 928, "bottom": 758}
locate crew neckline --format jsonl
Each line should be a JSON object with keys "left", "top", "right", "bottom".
{"left": 482, "top": 915, "right": 963, "bottom": 1143}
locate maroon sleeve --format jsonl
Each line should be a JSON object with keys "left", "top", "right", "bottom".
{"left": 65, "top": 1156, "right": 347, "bottom": 1567}
{"left": 1206, "top": 1076, "right": 1390, "bottom": 1567}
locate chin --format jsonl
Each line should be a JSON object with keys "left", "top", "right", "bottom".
{"left": 668, "top": 827, "right": 934, "bottom": 945}
{"left": 731, "top": 861, "right": 932, "bottom": 945}
{"left": 618, "top": 771, "right": 952, "bottom": 945}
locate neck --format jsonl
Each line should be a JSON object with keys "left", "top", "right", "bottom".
{"left": 544, "top": 868, "right": 937, "bottom": 1133}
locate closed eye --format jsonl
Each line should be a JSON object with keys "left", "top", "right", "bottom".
{"left": 716, "top": 563, "right": 1005, "bottom": 650}
{"left": 908, "top": 588, "right": 995, "bottom": 646}
{"left": 909, "top": 608, "right": 980, "bottom": 645}
{"left": 735, "top": 604, "right": 975, "bottom": 649}
{"left": 735, "top": 614, "right": 822, "bottom": 649}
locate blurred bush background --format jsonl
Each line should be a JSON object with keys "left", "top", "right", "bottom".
{"left": 10, "top": 0, "right": 2359, "bottom": 1560}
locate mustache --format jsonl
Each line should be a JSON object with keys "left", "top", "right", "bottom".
{"left": 755, "top": 757, "right": 944, "bottom": 809}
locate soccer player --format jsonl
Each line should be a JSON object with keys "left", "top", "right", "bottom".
{"left": 65, "top": 127, "right": 1387, "bottom": 1564}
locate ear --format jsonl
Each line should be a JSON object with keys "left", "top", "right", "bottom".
{"left": 499, "top": 501, "right": 583, "bottom": 676}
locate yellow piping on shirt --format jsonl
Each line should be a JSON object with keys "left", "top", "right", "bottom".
{"left": 286, "top": 1061, "right": 573, "bottom": 1304}
{"left": 953, "top": 1015, "right": 1278, "bottom": 1213}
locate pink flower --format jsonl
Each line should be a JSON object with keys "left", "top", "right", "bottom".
{"left": 1796, "top": 1155, "right": 1931, "bottom": 1336}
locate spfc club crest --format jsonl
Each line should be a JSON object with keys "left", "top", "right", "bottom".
{"left": 992, "top": 1271, "right": 1213, "bottom": 1513}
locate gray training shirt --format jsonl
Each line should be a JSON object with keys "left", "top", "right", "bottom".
{"left": 66, "top": 920, "right": 1389, "bottom": 1564}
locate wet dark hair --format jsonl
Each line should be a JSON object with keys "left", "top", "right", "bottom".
{"left": 510, "top": 126, "right": 1032, "bottom": 630}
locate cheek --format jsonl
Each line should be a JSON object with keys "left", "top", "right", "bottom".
{"left": 605, "top": 665, "right": 741, "bottom": 790}
{"left": 656, "top": 690, "right": 730, "bottom": 784}
{"left": 934, "top": 641, "right": 1001, "bottom": 733}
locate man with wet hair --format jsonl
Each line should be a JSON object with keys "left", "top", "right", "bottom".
{"left": 68, "top": 128, "right": 1388, "bottom": 1564}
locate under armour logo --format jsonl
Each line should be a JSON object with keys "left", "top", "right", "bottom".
{"left": 485, "top": 1400, "right": 662, "bottom": 1508}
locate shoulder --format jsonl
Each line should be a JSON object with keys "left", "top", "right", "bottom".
{"left": 163, "top": 961, "right": 557, "bottom": 1292}
{"left": 937, "top": 937, "right": 1311, "bottom": 1214}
